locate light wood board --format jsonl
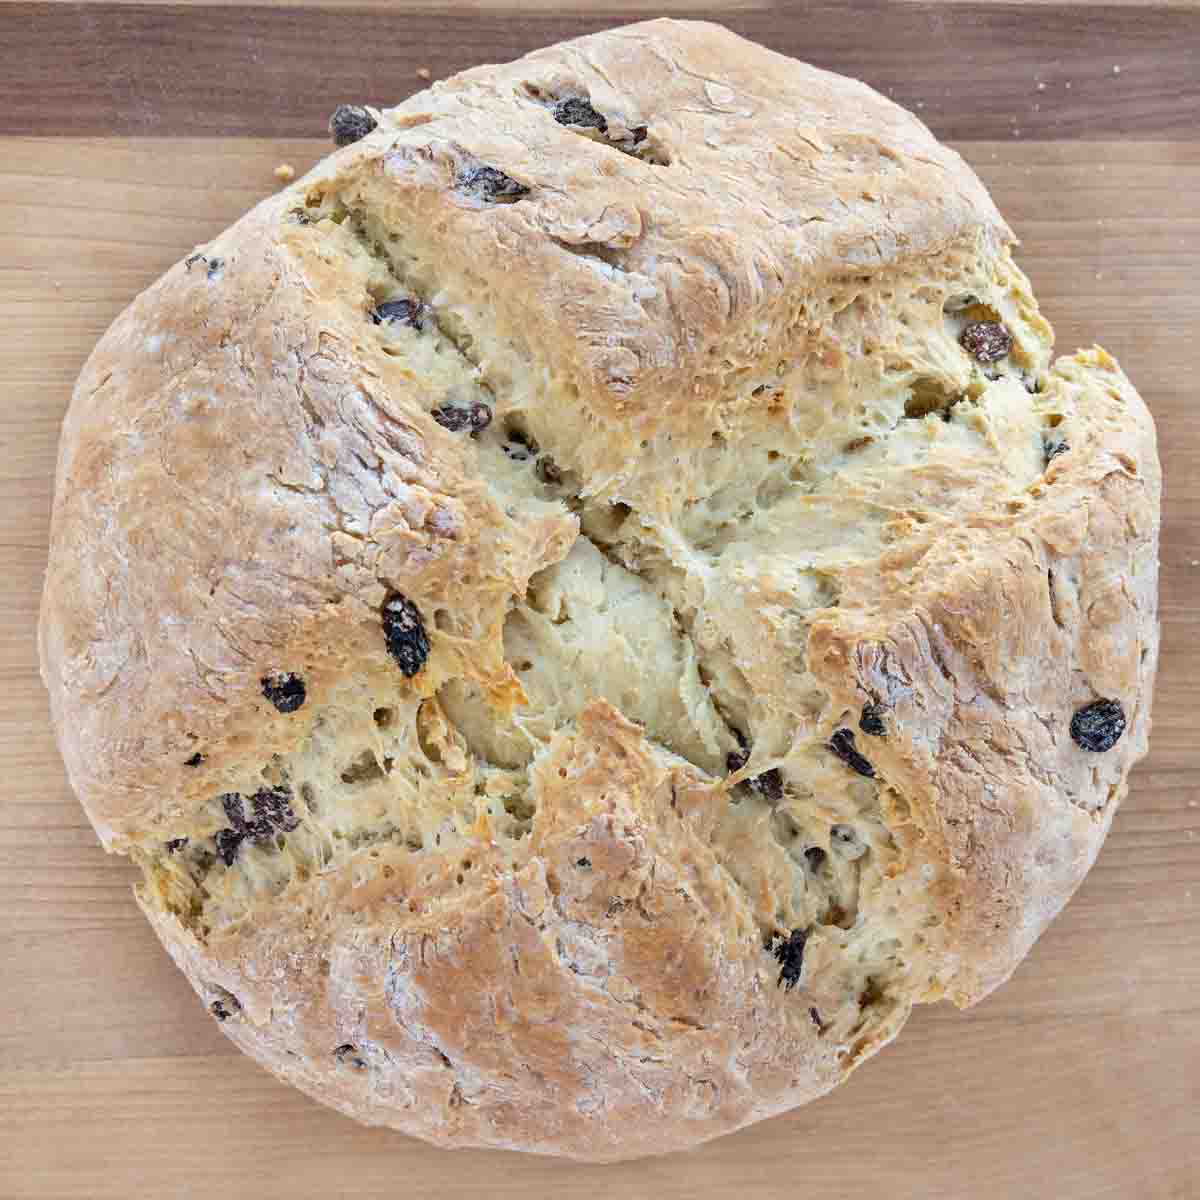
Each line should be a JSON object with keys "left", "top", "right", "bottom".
{"left": 2, "top": 4, "right": 1198, "bottom": 1197}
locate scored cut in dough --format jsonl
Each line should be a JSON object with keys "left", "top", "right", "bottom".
{"left": 39, "top": 20, "right": 1159, "bottom": 1160}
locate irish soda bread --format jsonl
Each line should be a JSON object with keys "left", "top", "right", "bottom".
{"left": 39, "top": 20, "right": 1160, "bottom": 1160}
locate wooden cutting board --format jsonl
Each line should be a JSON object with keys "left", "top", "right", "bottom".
{"left": 2, "top": 3, "right": 1197, "bottom": 1197}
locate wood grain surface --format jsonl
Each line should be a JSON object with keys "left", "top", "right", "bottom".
{"left": 2, "top": 4, "right": 1198, "bottom": 1198}
{"left": 3, "top": 2, "right": 1198, "bottom": 139}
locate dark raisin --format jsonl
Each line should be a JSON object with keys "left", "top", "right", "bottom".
{"left": 859, "top": 703, "right": 887, "bottom": 737}
{"left": 959, "top": 320, "right": 1013, "bottom": 364}
{"left": 727, "top": 745, "right": 782, "bottom": 801}
{"left": 335, "top": 1043, "right": 367, "bottom": 1069}
{"left": 809, "top": 1006, "right": 828, "bottom": 1032}
{"left": 468, "top": 403, "right": 492, "bottom": 434}
{"left": 371, "top": 297, "right": 425, "bottom": 329}
{"left": 210, "top": 1000, "right": 234, "bottom": 1021}
{"left": 165, "top": 838, "right": 188, "bottom": 854}
{"left": 248, "top": 785, "right": 300, "bottom": 838}
{"left": 747, "top": 768, "right": 784, "bottom": 803}
{"left": 184, "top": 252, "right": 204, "bottom": 271}
{"left": 726, "top": 747, "right": 750, "bottom": 774}
{"left": 261, "top": 672, "right": 306, "bottom": 714}
{"left": 458, "top": 164, "right": 530, "bottom": 203}
{"left": 431, "top": 406, "right": 473, "bottom": 433}
{"left": 205, "top": 257, "right": 223, "bottom": 281}
{"left": 214, "top": 787, "right": 297, "bottom": 860}
{"left": 184, "top": 752, "right": 204, "bottom": 767}
{"left": 536, "top": 456, "right": 563, "bottom": 485}
{"left": 329, "top": 104, "right": 377, "bottom": 147}
{"left": 221, "top": 792, "right": 247, "bottom": 828}
{"left": 553, "top": 97, "right": 608, "bottom": 133}
{"left": 575, "top": 857, "right": 592, "bottom": 869}
{"left": 772, "top": 928, "right": 808, "bottom": 991}
{"left": 1044, "top": 437, "right": 1070, "bottom": 465}
{"left": 803, "top": 846, "right": 827, "bottom": 871}
{"left": 382, "top": 594, "right": 431, "bottom": 677}
{"left": 214, "top": 826, "right": 244, "bottom": 867}
{"left": 828, "top": 728, "right": 876, "bottom": 778}
{"left": 432, "top": 402, "right": 494, "bottom": 433}
{"left": 1070, "top": 699, "right": 1127, "bottom": 752}
{"left": 214, "top": 792, "right": 250, "bottom": 864}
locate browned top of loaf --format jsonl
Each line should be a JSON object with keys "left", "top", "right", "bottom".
{"left": 39, "top": 19, "right": 1009, "bottom": 844}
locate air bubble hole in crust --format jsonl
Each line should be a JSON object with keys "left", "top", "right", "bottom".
{"left": 341, "top": 749, "right": 386, "bottom": 785}
{"left": 904, "top": 377, "right": 960, "bottom": 420}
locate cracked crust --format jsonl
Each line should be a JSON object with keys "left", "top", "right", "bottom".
{"left": 39, "top": 20, "right": 1159, "bottom": 1160}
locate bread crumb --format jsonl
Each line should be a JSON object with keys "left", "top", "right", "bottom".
{"left": 274, "top": 163, "right": 296, "bottom": 183}
{"left": 1112, "top": 65, "right": 1121, "bottom": 75}
{"left": 1065, "top": 81, "right": 1072, "bottom": 90}
{"left": 1036, "top": 81, "right": 1046, "bottom": 92}
{"left": 416, "top": 67, "right": 432, "bottom": 80}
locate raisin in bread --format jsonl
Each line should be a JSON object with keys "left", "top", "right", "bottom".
{"left": 39, "top": 19, "right": 1160, "bottom": 1161}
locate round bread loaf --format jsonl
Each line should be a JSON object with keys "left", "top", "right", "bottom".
{"left": 39, "top": 19, "right": 1160, "bottom": 1160}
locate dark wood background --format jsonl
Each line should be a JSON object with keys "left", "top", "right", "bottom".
{"left": 1, "top": 3, "right": 1197, "bottom": 1197}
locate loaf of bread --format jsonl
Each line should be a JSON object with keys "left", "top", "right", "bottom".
{"left": 39, "top": 20, "right": 1160, "bottom": 1160}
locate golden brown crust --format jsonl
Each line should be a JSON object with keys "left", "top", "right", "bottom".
{"left": 808, "top": 348, "right": 1159, "bottom": 1003}
{"left": 41, "top": 17, "right": 1011, "bottom": 842}
{"left": 140, "top": 703, "right": 889, "bottom": 1160}
{"left": 39, "top": 19, "right": 1158, "bottom": 1160}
